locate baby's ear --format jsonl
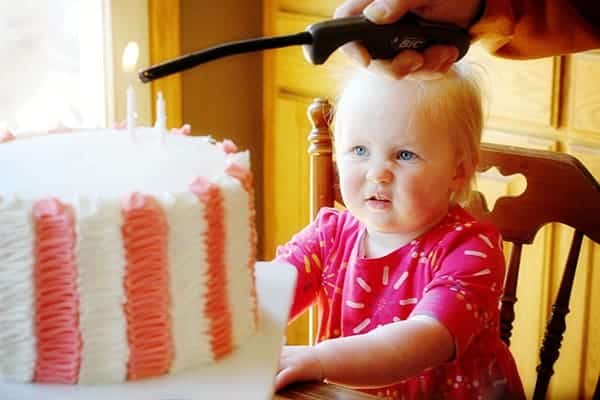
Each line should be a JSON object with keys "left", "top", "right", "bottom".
{"left": 450, "top": 157, "right": 469, "bottom": 191}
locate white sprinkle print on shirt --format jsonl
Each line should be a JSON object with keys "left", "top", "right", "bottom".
{"left": 399, "top": 298, "right": 418, "bottom": 306}
{"left": 353, "top": 318, "right": 371, "bottom": 334}
{"left": 382, "top": 266, "right": 389, "bottom": 286}
{"left": 464, "top": 250, "right": 487, "bottom": 258}
{"left": 393, "top": 271, "right": 408, "bottom": 290}
{"left": 469, "top": 268, "right": 492, "bottom": 277}
{"left": 356, "top": 277, "right": 372, "bottom": 293}
{"left": 346, "top": 300, "right": 365, "bottom": 309}
{"left": 478, "top": 233, "right": 494, "bottom": 248}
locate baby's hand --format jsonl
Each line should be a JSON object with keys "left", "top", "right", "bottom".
{"left": 334, "top": 0, "right": 483, "bottom": 80}
{"left": 274, "top": 345, "right": 324, "bottom": 391}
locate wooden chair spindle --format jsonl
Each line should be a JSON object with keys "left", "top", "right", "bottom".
{"left": 307, "top": 98, "right": 334, "bottom": 219}
{"left": 533, "top": 229, "right": 584, "bottom": 400}
{"left": 500, "top": 242, "right": 523, "bottom": 346}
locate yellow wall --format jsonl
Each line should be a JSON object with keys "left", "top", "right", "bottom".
{"left": 180, "top": 0, "right": 264, "bottom": 254}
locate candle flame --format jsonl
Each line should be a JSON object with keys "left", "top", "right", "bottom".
{"left": 122, "top": 41, "right": 140, "bottom": 72}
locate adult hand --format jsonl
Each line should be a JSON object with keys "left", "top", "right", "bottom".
{"left": 274, "top": 345, "right": 324, "bottom": 391}
{"left": 334, "top": 0, "right": 483, "bottom": 79}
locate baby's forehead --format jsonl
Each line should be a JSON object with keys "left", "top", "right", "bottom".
{"left": 342, "top": 73, "right": 429, "bottom": 104}
{"left": 336, "top": 80, "right": 441, "bottom": 123}
{"left": 336, "top": 70, "right": 475, "bottom": 124}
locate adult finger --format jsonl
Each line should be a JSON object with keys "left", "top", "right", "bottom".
{"left": 334, "top": 0, "right": 376, "bottom": 18}
{"left": 420, "top": 45, "right": 458, "bottom": 72}
{"left": 404, "top": 45, "right": 458, "bottom": 79}
{"left": 368, "top": 49, "right": 424, "bottom": 79}
{"left": 339, "top": 42, "right": 371, "bottom": 67}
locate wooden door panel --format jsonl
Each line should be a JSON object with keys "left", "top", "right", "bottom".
{"left": 567, "top": 52, "right": 600, "bottom": 135}
{"left": 264, "top": 94, "right": 312, "bottom": 258}
{"left": 465, "top": 44, "right": 556, "bottom": 129}
{"left": 265, "top": 94, "right": 314, "bottom": 344}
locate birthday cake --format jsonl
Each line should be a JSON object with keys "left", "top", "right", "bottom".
{"left": 0, "top": 125, "right": 258, "bottom": 384}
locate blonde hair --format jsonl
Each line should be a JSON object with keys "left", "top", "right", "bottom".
{"left": 333, "top": 62, "right": 485, "bottom": 205}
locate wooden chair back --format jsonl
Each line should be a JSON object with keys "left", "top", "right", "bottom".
{"left": 306, "top": 98, "right": 600, "bottom": 400}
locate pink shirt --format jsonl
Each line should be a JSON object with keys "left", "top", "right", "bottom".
{"left": 276, "top": 206, "right": 525, "bottom": 399}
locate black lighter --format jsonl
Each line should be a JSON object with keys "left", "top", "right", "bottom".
{"left": 138, "top": 14, "right": 470, "bottom": 83}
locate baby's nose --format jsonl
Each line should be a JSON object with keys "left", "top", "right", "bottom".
{"left": 366, "top": 163, "right": 392, "bottom": 184}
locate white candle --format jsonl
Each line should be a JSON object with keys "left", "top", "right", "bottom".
{"left": 154, "top": 91, "right": 167, "bottom": 130}
{"left": 126, "top": 84, "right": 136, "bottom": 130}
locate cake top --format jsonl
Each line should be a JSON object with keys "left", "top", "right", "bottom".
{"left": 0, "top": 127, "right": 249, "bottom": 200}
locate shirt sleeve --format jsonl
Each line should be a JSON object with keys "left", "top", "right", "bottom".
{"left": 273, "top": 208, "right": 340, "bottom": 321}
{"left": 410, "top": 222, "right": 505, "bottom": 358}
{"left": 470, "top": 0, "right": 600, "bottom": 58}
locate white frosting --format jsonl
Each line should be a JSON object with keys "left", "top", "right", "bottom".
{"left": 0, "top": 128, "right": 249, "bottom": 200}
{"left": 0, "top": 128, "right": 256, "bottom": 383}
{"left": 75, "top": 198, "right": 129, "bottom": 384}
{"left": 220, "top": 176, "right": 255, "bottom": 347}
{"left": 159, "top": 193, "right": 213, "bottom": 373}
{"left": 0, "top": 197, "right": 36, "bottom": 382}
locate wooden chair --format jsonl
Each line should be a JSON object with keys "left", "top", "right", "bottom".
{"left": 306, "top": 98, "right": 600, "bottom": 400}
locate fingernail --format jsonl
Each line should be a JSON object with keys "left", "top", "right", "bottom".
{"left": 364, "top": 2, "right": 388, "bottom": 22}
{"left": 389, "top": 52, "right": 420, "bottom": 76}
{"left": 400, "top": 53, "right": 423, "bottom": 72}
{"left": 409, "top": 59, "right": 424, "bottom": 72}
{"left": 435, "top": 54, "right": 455, "bottom": 72}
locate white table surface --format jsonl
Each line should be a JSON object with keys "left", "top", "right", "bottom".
{"left": 0, "top": 261, "right": 297, "bottom": 400}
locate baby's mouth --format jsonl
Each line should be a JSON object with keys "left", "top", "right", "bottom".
{"left": 367, "top": 193, "right": 390, "bottom": 201}
{"left": 366, "top": 194, "right": 391, "bottom": 209}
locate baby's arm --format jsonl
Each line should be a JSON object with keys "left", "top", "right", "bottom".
{"left": 275, "top": 315, "right": 454, "bottom": 390}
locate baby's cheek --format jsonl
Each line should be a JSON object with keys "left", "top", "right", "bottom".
{"left": 395, "top": 174, "right": 425, "bottom": 196}
{"left": 395, "top": 179, "right": 446, "bottom": 215}
{"left": 410, "top": 171, "right": 450, "bottom": 196}
{"left": 339, "top": 174, "right": 362, "bottom": 198}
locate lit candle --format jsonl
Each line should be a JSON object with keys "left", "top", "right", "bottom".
{"left": 154, "top": 91, "right": 167, "bottom": 130}
{"left": 122, "top": 42, "right": 140, "bottom": 131}
{"left": 127, "top": 84, "right": 136, "bottom": 129}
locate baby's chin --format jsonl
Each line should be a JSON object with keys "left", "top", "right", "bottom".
{"left": 365, "top": 223, "right": 412, "bottom": 237}
{"left": 363, "top": 219, "right": 433, "bottom": 242}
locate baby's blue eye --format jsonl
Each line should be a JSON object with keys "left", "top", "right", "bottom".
{"left": 352, "top": 146, "right": 368, "bottom": 156}
{"left": 397, "top": 150, "right": 416, "bottom": 161}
